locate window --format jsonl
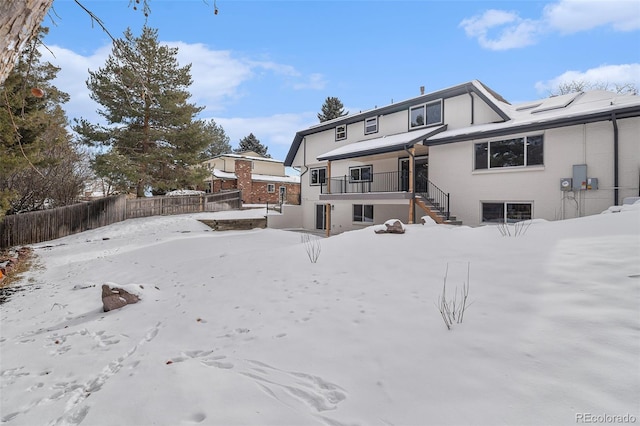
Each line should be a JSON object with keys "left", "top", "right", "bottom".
{"left": 353, "top": 204, "right": 374, "bottom": 223}
{"left": 335, "top": 124, "right": 347, "bottom": 141}
{"left": 349, "top": 165, "right": 372, "bottom": 182}
{"left": 365, "top": 117, "right": 378, "bottom": 135}
{"left": 267, "top": 184, "right": 275, "bottom": 193}
{"left": 310, "top": 167, "right": 327, "bottom": 186}
{"left": 475, "top": 135, "right": 544, "bottom": 170}
{"left": 409, "top": 100, "right": 442, "bottom": 128}
{"left": 482, "top": 202, "right": 532, "bottom": 223}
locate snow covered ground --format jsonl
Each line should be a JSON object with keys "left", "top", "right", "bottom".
{"left": 1, "top": 205, "right": 639, "bottom": 426}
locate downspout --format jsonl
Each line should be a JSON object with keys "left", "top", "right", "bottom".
{"left": 467, "top": 85, "right": 475, "bottom": 125}
{"left": 403, "top": 144, "right": 415, "bottom": 224}
{"left": 612, "top": 112, "right": 619, "bottom": 206}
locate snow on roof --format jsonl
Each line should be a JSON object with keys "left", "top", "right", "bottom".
{"left": 213, "top": 153, "right": 283, "bottom": 163}
{"left": 212, "top": 168, "right": 299, "bottom": 183}
{"left": 317, "top": 125, "right": 446, "bottom": 161}
{"left": 427, "top": 90, "right": 640, "bottom": 142}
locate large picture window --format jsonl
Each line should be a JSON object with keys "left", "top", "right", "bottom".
{"left": 409, "top": 100, "right": 442, "bottom": 128}
{"left": 310, "top": 167, "right": 327, "bottom": 186}
{"left": 482, "top": 202, "right": 532, "bottom": 223}
{"left": 349, "top": 165, "right": 372, "bottom": 182}
{"left": 353, "top": 204, "right": 374, "bottom": 223}
{"left": 475, "top": 135, "right": 543, "bottom": 170}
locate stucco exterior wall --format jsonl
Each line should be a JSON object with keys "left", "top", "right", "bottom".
{"left": 429, "top": 119, "right": 640, "bottom": 226}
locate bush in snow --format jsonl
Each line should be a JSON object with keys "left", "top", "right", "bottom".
{"left": 301, "top": 233, "right": 321, "bottom": 263}
{"left": 496, "top": 220, "right": 531, "bottom": 237}
{"left": 436, "top": 262, "right": 471, "bottom": 330}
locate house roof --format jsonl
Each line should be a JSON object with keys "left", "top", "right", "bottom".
{"left": 284, "top": 81, "right": 640, "bottom": 166}
{"left": 209, "top": 152, "right": 284, "bottom": 164}
{"left": 425, "top": 90, "right": 640, "bottom": 145}
{"left": 317, "top": 125, "right": 447, "bottom": 161}
{"left": 284, "top": 80, "right": 511, "bottom": 166}
{"left": 212, "top": 169, "right": 300, "bottom": 183}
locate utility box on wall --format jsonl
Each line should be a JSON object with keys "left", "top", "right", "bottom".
{"left": 572, "top": 164, "right": 587, "bottom": 191}
{"left": 560, "top": 178, "right": 573, "bottom": 191}
{"left": 587, "top": 178, "right": 598, "bottom": 190}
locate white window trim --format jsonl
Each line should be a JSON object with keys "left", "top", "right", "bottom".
{"left": 267, "top": 184, "right": 275, "bottom": 193}
{"left": 480, "top": 201, "right": 533, "bottom": 224}
{"left": 335, "top": 124, "right": 347, "bottom": 141}
{"left": 409, "top": 99, "right": 443, "bottom": 129}
{"left": 310, "top": 167, "right": 327, "bottom": 186}
{"left": 349, "top": 165, "right": 373, "bottom": 182}
{"left": 364, "top": 116, "right": 378, "bottom": 135}
{"left": 474, "top": 134, "right": 544, "bottom": 170}
{"left": 353, "top": 204, "right": 374, "bottom": 223}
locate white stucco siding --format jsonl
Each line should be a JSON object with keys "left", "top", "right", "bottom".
{"left": 617, "top": 117, "right": 640, "bottom": 201}
{"left": 429, "top": 120, "right": 636, "bottom": 226}
{"left": 326, "top": 200, "right": 409, "bottom": 234}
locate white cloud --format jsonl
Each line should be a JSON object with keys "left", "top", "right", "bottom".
{"left": 40, "top": 40, "right": 324, "bottom": 122}
{"left": 210, "top": 112, "right": 317, "bottom": 160}
{"left": 534, "top": 63, "right": 640, "bottom": 95}
{"left": 543, "top": 0, "right": 640, "bottom": 33}
{"left": 459, "top": 9, "right": 540, "bottom": 50}
{"left": 292, "top": 73, "right": 327, "bottom": 90}
{"left": 461, "top": 0, "right": 640, "bottom": 50}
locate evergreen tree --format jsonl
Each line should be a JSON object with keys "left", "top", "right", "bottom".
{"left": 317, "top": 96, "right": 348, "bottom": 122}
{"left": 234, "top": 133, "right": 270, "bottom": 158}
{"left": 200, "top": 119, "right": 231, "bottom": 160}
{"left": 74, "top": 26, "right": 211, "bottom": 196}
{"left": 0, "top": 27, "right": 84, "bottom": 217}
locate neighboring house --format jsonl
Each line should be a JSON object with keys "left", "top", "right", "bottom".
{"left": 202, "top": 151, "right": 300, "bottom": 205}
{"left": 282, "top": 80, "right": 640, "bottom": 235}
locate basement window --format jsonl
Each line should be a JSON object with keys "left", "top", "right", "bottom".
{"left": 482, "top": 202, "right": 532, "bottom": 223}
{"left": 353, "top": 204, "right": 374, "bottom": 223}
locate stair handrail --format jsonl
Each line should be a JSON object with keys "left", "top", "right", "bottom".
{"left": 416, "top": 177, "right": 450, "bottom": 221}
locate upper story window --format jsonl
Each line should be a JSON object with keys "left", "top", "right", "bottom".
{"left": 364, "top": 117, "right": 378, "bottom": 135}
{"left": 335, "top": 124, "right": 347, "bottom": 141}
{"left": 349, "top": 165, "right": 372, "bottom": 182}
{"left": 409, "top": 99, "right": 442, "bottom": 129}
{"left": 310, "top": 167, "right": 327, "bottom": 186}
{"left": 474, "top": 135, "right": 544, "bottom": 170}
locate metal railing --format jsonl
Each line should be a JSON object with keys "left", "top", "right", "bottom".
{"left": 321, "top": 171, "right": 407, "bottom": 194}
{"left": 416, "top": 177, "right": 450, "bottom": 221}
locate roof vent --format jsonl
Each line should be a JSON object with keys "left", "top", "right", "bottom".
{"left": 420, "top": 86, "right": 425, "bottom": 95}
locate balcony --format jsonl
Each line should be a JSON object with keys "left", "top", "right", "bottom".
{"left": 321, "top": 171, "right": 407, "bottom": 194}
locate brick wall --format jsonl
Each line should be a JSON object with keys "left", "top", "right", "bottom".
{"left": 207, "top": 159, "right": 301, "bottom": 205}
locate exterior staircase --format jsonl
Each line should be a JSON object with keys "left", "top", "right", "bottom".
{"left": 414, "top": 177, "right": 462, "bottom": 225}
{"left": 415, "top": 196, "right": 462, "bottom": 225}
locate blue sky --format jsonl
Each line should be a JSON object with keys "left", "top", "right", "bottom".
{"left": 41, "top": 0, "right": 640, "bottom": 163}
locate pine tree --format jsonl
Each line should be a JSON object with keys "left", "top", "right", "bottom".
{"left": 0, "top": 27, "right": 84, "bottom": 217}
{"left": 234, "top": 133, "right": 270, "bottom": 158}
{"left": 74, "top": 26, "right": 211, "bottom": 196}
{"left": 200, "top": 119, "right": 231, "bottom": 160}
{"left": 317, "top": 96, "right": 348, "bottom": 122}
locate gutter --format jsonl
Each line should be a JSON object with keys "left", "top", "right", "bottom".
{"left": 612, "top": 112, "right": 619, "bottom": 206}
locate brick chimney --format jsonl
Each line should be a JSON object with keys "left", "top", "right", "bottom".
{"left": 235, "top": 159, "right": 252, "bottom": 203}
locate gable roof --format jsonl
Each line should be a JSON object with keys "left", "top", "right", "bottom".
{"left": 284, "top": 80, "right": 511, "bottom": 166}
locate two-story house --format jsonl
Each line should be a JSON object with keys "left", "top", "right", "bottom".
{"left": 202, "top": 151, "right": 300, "bottom": 205}
{"left": 281, "top": 80, "right": 640, "bottom": 235}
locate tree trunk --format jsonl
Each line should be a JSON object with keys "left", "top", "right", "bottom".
{"left": 0, "top": 0, "right": 53, "bottom": 85}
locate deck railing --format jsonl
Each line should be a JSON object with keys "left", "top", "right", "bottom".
{"left": 321, "top": 171, "right": 407, "bottom": 194}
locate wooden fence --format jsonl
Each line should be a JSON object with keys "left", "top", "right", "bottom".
{"left": 0, "top": 190, "right": 242, "bottom": 249}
